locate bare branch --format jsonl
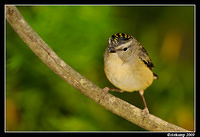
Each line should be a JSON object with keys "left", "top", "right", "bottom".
{"left": 6, "top": 5, "right": 188, "bottom": 131}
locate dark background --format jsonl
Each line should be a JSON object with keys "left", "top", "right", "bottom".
{"left": 6, "top": 5, "right": 194, "bottom": 131}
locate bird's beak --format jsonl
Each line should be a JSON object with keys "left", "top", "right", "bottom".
{"left": 108, "top": 47, "right": 116, "bottom": 53}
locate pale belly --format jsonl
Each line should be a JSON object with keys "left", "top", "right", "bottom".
{"left": 104, "top": 53, "right": 154, "bottom": 92}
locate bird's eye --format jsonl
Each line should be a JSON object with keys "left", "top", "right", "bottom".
{"left": 123, "top": 48, "right": 128, "bottom": 51}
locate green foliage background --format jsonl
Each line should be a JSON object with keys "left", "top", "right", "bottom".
{"left": 6, "top": 5, "right": 194, "bottom": 131}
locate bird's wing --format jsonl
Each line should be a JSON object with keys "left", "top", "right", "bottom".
{"left": 137, "top": 44, "right": 158, "bottom": 79}
{"left": 137, "top": 45, "right": 154, "bottom": 70}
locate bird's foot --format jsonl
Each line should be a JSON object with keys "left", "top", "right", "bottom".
{"left": 98, "top": 87, "right": 110, "bottom": 103}
{"left": 98, "top": 87, "right": 123, "bottom": 103}
{"left": 141, "top": 107, "right": 150, "bottom": 121}
{"left": 142, "top": 107, "right": 149, "bottom": 115}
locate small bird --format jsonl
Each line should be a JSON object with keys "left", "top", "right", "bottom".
{"left": 103, "top": 33, "right": 158, "bottom": 114}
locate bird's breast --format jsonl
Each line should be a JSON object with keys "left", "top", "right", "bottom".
{"left": 104, "top": 52, "right": 154, "bottom": 92}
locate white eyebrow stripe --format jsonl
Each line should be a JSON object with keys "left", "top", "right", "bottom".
{"left": 116, "top": 41, "right": 132, "bottom": 50}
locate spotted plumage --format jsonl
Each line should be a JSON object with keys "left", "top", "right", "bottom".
{"left": 110, "top": 33, "right": 132, "bottom": 45}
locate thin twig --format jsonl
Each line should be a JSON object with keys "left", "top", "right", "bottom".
{"left": 6, "top": 5, "right": 188, "bottom": 131}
